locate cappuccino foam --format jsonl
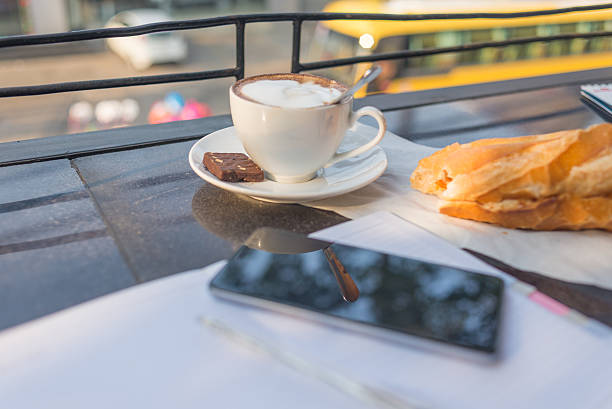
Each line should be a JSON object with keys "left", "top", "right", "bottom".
{"left": 240, "top": 79, "right": 343, "bottom": 108}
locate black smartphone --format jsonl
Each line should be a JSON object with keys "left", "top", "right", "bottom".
{"left": 210, "top": 229, "right": 504, "bottom": 360}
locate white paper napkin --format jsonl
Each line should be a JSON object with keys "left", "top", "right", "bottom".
{"left": 302, "top": 128, "right": 612, "bottom": 290}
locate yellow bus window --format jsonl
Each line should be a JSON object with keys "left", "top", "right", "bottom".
{"left": 587, "top": 21, "right": 609, "bottom": 52}
{"left": 570, "top": 22, "right": 591, "bottom": 54}
{"left": 544, "top": 25, "right": 564, "bottom": 57}
{"left": 603, "top": 21, "right": 612, "bottom": 51}
{"left": 434, "top": 31, "right": 461, "bottom": 68}
{"left": 528, "top": 25, "right": 554, "bottom": 59}
{"left": 409, "top": 33, "right": 437, "bottom": 69}
{"left": 480, "top": 28, "right": 507, "bottom": 63}
{"left": 463, "top": 29, "right": 493, "bottom": 65}
{"left": 503, "top": 26, "right": 537, "bottom": 61}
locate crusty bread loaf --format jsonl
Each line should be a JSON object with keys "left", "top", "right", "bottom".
{"left": 410, "top": 129, "right": 580, "bottom": 200}
{"left": 438, "top": 194, "right": 612, "bottom": 231}
{"left": 410, "top": 123, "right": 612, "bottom": 231}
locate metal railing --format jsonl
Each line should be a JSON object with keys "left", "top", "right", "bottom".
{"left": 1, "top": 3, "right": 612, "bottom": 97}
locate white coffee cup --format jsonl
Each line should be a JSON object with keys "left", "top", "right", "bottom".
{"left": 229, "top": 73, "right": 387, "bottom": 183}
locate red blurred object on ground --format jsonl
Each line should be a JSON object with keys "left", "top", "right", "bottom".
{"left": 148, "top": 101, "right": 177, "bottom": 124}
{"left": 148, "top": 94, "right": 212, "bottom": 124}
{"left": 180, "top": 99, "right": 212, "bottom": 120}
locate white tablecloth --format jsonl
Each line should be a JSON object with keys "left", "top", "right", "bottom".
{"left": 1, "top": 214, "right": 610, "bottom": 409}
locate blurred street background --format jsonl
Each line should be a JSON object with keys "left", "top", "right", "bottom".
{"left": 1, "top": 0, "right": 609, "bottom": 143}
{"left": 0, "top": 0, "right": 328, "bottom": 142}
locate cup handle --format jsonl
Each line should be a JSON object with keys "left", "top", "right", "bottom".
{"left": 324, "top": 106, "right": 387, "bottom": 168}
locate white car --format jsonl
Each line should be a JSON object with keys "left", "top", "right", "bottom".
{"left": 105, "top": 9, "right": 188, "bottom": 70}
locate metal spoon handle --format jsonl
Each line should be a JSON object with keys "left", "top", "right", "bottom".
{"left": 330, "top": 64, "right": 382, "bottom": 104}
{"left": 323, "top": 247, "right": 360, "bottom": 302}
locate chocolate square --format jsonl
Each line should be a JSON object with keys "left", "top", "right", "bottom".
{"left": 203, "top": 152, "right": 264, "bottom": 182}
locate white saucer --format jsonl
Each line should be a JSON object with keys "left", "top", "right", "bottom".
{"left": 188, "top": 124, "right": 388, "bottom": 203}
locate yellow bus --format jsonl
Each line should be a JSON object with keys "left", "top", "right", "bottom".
{"left": 307, "top": 1, "right": 612, "bottom": 96}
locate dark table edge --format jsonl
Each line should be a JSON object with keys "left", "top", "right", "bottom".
{"left": 464, "top": 249, "right": 612, "bottom": 327}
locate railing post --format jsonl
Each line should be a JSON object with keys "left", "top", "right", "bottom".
{"left": 235, "top": 20, "right": 245, "bottom": 80}
{"left": 291, "top": 19, "right": 302, "bottom": 73}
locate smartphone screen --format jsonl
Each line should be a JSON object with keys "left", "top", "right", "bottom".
{"left": 210, "top": 236, "right": 504, "bottom": 355}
